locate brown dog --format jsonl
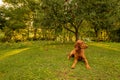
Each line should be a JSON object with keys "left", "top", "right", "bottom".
{"left": 68, "top": 40, "right": 91, "bottom": 69}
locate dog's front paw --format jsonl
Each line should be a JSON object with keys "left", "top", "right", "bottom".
{"left": 71, "top": 65, "right": 75, "bottom": 69}
{"left": 86, "top": 65, "right": 91, "bottom": 69}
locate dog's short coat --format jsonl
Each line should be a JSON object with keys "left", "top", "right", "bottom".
{"left": 68, "top": 40, "right": 91, "bottom": 69}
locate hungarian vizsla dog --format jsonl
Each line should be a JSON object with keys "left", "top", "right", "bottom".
{"left": 68, "top": 40, "right": 91, "bottom": 69}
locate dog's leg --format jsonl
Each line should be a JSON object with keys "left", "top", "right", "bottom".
{"left": 82, "top": 57, "right": 91, "bottom": 69}
{"left": 68, "top": 50, "right": 74, "bottom": 60}
{"left": 71, "top": 58, "right": 78, "bottom": 69}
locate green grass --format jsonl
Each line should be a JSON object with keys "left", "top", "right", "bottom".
{"left": 0, "top": 41, "right": 120, "bottom": 80}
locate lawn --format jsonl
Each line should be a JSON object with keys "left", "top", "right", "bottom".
{"left": 0, "top": 41, "right": 120, "bottom": 80}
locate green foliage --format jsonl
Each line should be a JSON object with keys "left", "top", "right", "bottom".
{"left": 0, "top": 30, "right": 4, "bottom": 42}
{"left": 5, "top": 7, "right": 27, "bottom": 30}
{"left": 109, "top": 28, "right": 120, "bottom": 42}
{"left": 0, "top": 6, "right": 6, "bottom": 29}
{"left": 40, "top": 0, "right": 120, "bottom": 41}
{"left": 40, "top": 0, "right": 95, "bottom": 41}
{"left": 1, "top": 0, "right": 120, "bottom": 42}
{"left": 88, "top": 0, "right": 120, "bottom": 38}
{"left": 88, "top": 0, "right": 120, "bottom": 40}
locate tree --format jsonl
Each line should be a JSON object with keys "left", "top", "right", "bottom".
{"left": 2, "top": 0, "right": 29, "bottom": 41}
{"left": 2, "top": 0, "right": 120, "bottom": 42}
{"left": 88, "top": 0, "right": 120, "bottom": 41}
{"left": 41, "top": 0, "right": 120, "bottom": 41}
{"left": 0, "top": 6, "right": 6, "bottom": 29}
{"left": 41, "top": 0, "right": 92, "bottom": 41}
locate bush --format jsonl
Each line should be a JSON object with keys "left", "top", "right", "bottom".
{"left": 109, "top": 28, "right": 120, "bottom": 42}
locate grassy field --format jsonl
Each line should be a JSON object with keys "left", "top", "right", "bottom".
{"left": 0, "top": 41, "right": 120, "bottom": 80}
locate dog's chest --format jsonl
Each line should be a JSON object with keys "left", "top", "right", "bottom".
{"left": 75, "top": 49, "right": 84, "bottom": 57}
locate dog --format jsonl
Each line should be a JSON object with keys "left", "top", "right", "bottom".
{"left": 68, "top": 40, "right": 91, "bottom": 69}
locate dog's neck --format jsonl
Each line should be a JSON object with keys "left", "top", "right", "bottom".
{"left": 75, "top": 48, "right": 84, "bottom": 54}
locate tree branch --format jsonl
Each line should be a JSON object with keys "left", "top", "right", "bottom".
{"left": 63, "top": 24, "right": 75, "bottom": 33}
{"left": 70, "top": 22, "right": 78, "bottom": 31}
{"left": 77, "top": 20, "right": 83, "bottom": 29}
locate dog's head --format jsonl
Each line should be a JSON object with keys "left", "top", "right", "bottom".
{"left": 74, "top": 40, "right": 88, "bottom": 49}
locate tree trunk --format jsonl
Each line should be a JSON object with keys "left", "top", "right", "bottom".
{"left": 27, "top": 27, "right": 30, "bottom": 40}
{"left": 33, "top": 28, "right": 37, "bottom": 40}
{"left": 75, "top": 28, "right": 79, "bottom": 41}
{"left": 94, "top": 27, "right": 99, "bottom": 41}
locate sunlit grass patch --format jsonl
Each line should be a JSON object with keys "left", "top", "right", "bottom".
{"left": 89, "top": 42, "right": 120, "bottom": 52}
{"left": 0, "top": 48, "right": 29, "bottom": 60}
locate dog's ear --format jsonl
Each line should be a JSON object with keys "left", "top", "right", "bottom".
{"left": 74, "top": 42, "right": 79, "bottom": 48}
